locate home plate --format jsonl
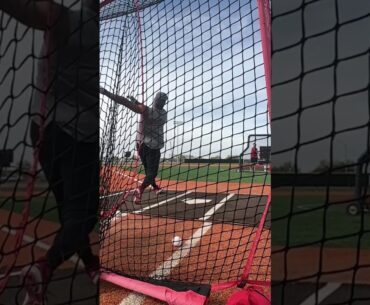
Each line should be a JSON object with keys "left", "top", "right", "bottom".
{"left": 182, "top": 198, "right": 212, "bottom": 205}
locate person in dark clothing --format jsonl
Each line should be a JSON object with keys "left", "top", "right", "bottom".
{"left": 100, "top": 88, "right": 168, "bottom": 204}
{"left": 0, "top": 1, "right": 99, "bottom": 304}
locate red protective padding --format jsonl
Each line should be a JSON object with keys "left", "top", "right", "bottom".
{"left": 237, "top": 0, "right": 271, "bottom": 286}
{"left": 257, "top": 0, "right": 271, "bottom": 121}
{"left": 101, "top": 272, "right": 208, "bottom": 305}
{"left": 226, "top": 287, "right": 270, "bottom": 305}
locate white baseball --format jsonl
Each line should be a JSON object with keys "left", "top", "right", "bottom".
{"left": 172, "top": 236, "right": 182, "bottom": 247}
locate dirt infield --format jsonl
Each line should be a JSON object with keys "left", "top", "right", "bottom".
{"left": 0, "top": 208, "right": 99, "bottom": 303}
{"left": 0, "top": 209, "right": 99, "bottom": 271}
{"left": 100, "top": 216, "right": 270, "bottom": 305}
{"left": 0, "top": 209, "right": 61, "bottom": 273}
{"left": 102, "top": 214, "right": 270, "bottom": 284}
{"left": 99, "top": 165, "right": 271, "bottom": 304}
{"left": 273, "top": 246, "right": 370, "bottom": 285}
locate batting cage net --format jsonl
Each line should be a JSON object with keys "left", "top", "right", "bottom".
{"left": 0, "top": 2, "right": 99, "bottom": 304}
{"left": 100, "top": 0, "right": 271, "bottom": 303}
{"left": 272, "top": 0, "right": 370, "bottom": 304}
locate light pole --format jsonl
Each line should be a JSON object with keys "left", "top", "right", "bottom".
{"left": 174, "top": 121, "right": 184, "bottom": 163}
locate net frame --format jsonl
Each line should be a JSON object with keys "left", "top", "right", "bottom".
{"left": 271, "top": 0, "right": 370, "bottom": 304}
{"left": 99, "top": 0, "right": 271, "bottom": 303}
{"left": 0, "top": 10, "right": 52, "bottom": 294}
{"left": 239, "top": 134, "right": 271, "bottom": 172}
{"left": 351, "top": 150, "right": 370, "bottom": 214}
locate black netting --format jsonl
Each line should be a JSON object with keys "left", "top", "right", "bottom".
{"left": 99, "top": 0, "right": 271, "bottom": 295}
{"left": 100, "top": 0, "right": 165, "bottom": 20}
{"left": 272, "top": 0, "right": 370, "bottom": 304}
{"left": 0, "top": 1, "right": 99, "bottom": 304}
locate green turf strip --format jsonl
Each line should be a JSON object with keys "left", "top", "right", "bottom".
{"left": 134, "top": 164, "right": 271, "bottom": 184}
{"left": 1, "top": 196, "right": 59, "bottom": 223}
{"left": 273, "top": 194, "right": 370, "bottom": 248}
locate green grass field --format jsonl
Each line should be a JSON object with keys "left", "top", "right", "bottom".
{"left": 0, "top": 196, "right": 59, "bottom": 223}
{"left": 0, "top": 196, "right": 102, "bottom": 232}
{"left": 273, "top": 192, "right": 370, "bottom": 248}
{"left": 135, "top": 163, "right": 271, "bottom": 184}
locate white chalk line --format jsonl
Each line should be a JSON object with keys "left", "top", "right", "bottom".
{"left": 119, "top": 193, "right": 235, "bottom": 305}
{"left": 299, "top": 282, "right": 342, "bottom": 305}
{"left": 113, "top": 191, "right": 193, "bottom": 219}
{"left": 0, "top": 226, "right": 84, "bottom": 279}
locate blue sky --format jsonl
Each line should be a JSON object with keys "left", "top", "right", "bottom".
{"left": 272, "top": 0, "right": 370, "bottom": 172}
{"left": 0, "top": 0, "right": 94, "bottom": 166}
{"left": 100, "top": 0, "right": 271, "bottom": 159}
